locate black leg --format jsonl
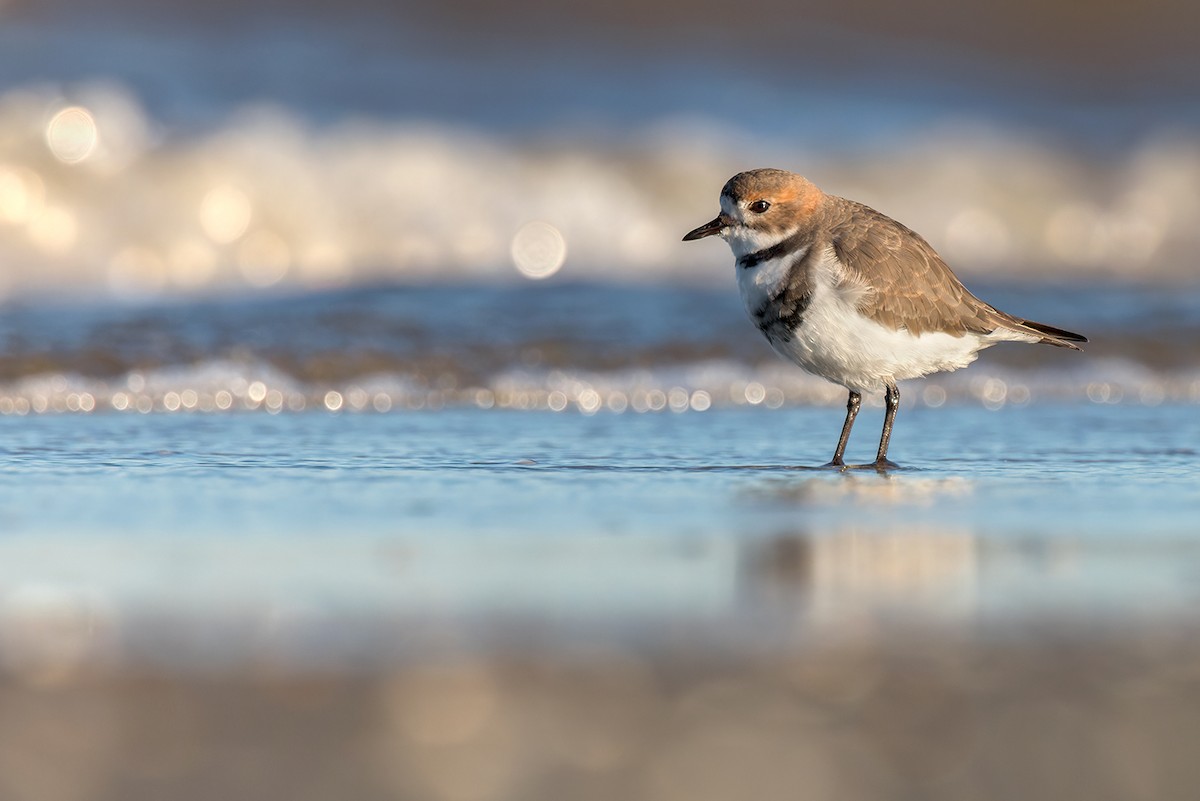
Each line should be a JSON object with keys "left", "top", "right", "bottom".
{"left": 873, "top": 382, "right": 900, "bottom": 469}
{"left": 826, "top": 390, "right": 861, "bottom": 467}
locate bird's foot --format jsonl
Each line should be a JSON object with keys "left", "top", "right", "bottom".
{"left": 819, "top": 458, "right": 902, "bottom": 472}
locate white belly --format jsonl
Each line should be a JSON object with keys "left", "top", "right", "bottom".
{"left": 737, "top": 252, "right": 995, "bottom": 394}
{"left": 775, "top": 288, "right": 987, "bottom": 393}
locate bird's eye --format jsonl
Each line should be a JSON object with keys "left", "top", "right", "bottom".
{"left": 748, "top": 200, "right": 771, "bottom": 214}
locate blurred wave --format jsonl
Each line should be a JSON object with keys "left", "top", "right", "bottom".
{"left": 1, "top": 355, "right": 1190, "bottom": 418}
{"left": 1, "top": 0, "right": 1198, "bottom": 299}
{"left": 0, "top": 283, "right": 1193, "bottom": 414}
{"left": 0, "top": 80, "right": 1197, "bottom": 298}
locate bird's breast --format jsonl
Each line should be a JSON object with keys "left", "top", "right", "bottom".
{"left": 736, "top": 249, "right": 816, "bottom": 346}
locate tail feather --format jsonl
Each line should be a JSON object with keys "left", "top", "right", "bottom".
{"left": 1015, "top": 318, "right": 1088, "bottom": 350}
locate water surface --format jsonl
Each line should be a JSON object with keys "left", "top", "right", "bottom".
{"left": 1, "top": 401, "right": 1195, "bottom": 672}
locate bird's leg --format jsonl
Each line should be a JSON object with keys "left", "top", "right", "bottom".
{"left": 873, "top": 382, "right": 900, "bottom": 469}
{"left": 826, "top": 390, "right": 861, "bottom": 467}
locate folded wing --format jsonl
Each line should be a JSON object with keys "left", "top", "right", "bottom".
{"left": 828, "top": 198, "right": 1086, "bottom": 349}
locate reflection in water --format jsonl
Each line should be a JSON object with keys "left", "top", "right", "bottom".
{"left": 742, "top": 527, "right": 979, "bottom": 636}
{"left": 741, "top": 475, "right": 1024, "bottom": 637}
{"left": 753, "top": 473, "right": 975, "bottom": 507}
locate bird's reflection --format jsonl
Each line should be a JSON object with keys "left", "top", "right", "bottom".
{"left": 738, "top": 473, "right": 980, "bottom": 633}
{"left": 740, "top": 525, "right": 979, "bottom": 637}
{"left": 749, "top": 472, "right": 974, "bottom": 507}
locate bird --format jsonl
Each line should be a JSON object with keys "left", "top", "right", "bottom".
{"left": 683, "top": 168, "right": 1086, "bottom": 469}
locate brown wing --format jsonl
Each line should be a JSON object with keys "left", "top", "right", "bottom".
{"left": 828, "top": 198, "right": 1014, "bottom": 337}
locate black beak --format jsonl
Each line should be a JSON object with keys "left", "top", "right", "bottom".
{"left": 682, "top": 215, "right": 730, "bottom": 242}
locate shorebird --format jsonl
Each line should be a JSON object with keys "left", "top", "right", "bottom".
{"left": 683, "top": 168, "right": 1086, "bottom": 469}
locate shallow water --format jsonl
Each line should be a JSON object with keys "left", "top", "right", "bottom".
{"left": 2, "top": 401, "right": 1196, "bottom": 672}
{"left": 0, "top": 281, "right": 1193, "bottom": 420}
{"left": 0, "top": 289, "right": 1195, "bottom": 801}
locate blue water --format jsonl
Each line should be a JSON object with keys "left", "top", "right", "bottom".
{"left": 2, "top": 402, "right": 1197, "bottom": 668}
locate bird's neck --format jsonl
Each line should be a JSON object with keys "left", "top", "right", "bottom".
{"left": 726, "top": 227, "right": 793, "bottom": 263}
{"left": 733, "top": 229, "right": 814, "bottom": 307}
{"left": 732, "top": 227, "right": 813, "bottom": 272}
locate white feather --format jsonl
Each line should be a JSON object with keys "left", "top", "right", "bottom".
{"left": 734, "top": 235, "right": 1031, "bottom": 394}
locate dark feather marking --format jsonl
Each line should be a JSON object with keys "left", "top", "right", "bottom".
{"left": 753, "top": 252, "right": 814, "bottom": 344}
{"left": 1016, "top": 318, "right": 1088, "bottom": 348}
{"left": 739, "top": 229, "right": 810, "bottom": 270}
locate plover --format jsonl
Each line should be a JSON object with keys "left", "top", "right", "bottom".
{"left": 683, "top": 168, "right": 1086, "bottom": 469}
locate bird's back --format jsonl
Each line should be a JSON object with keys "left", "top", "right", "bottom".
{"left": 825, "top": 196, "right": 1086, "bottom": 349}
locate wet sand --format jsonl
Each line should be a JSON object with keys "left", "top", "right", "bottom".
{"left": 5, "top": 623, "right": 1200, "bottom": 801}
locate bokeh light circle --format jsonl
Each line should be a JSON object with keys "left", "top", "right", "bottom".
{"left": 510, "top": 221, "right": 566, "bottom": 280}
{"left": 45, "top": 106, "right": 99, "bottom": 164}
{"left": 199, "top": 185, "right": 253, "bottom": 244}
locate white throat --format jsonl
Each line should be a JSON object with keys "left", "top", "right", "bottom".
{"left": 718, "top": 196, "right": 790, "bottom": 261}
{"left": 726, "top": 227, "right": 792, "bottom": 262}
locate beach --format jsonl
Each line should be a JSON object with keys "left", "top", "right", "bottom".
{"left": 2, "top": 401, "right": 1200, "bottom": 799}
{"left": 2, "top": 0, "right": 1199, "bottom": 796}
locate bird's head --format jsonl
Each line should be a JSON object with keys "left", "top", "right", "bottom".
{"left": 682, "top": 168, "right": 824, "bottom": 258}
